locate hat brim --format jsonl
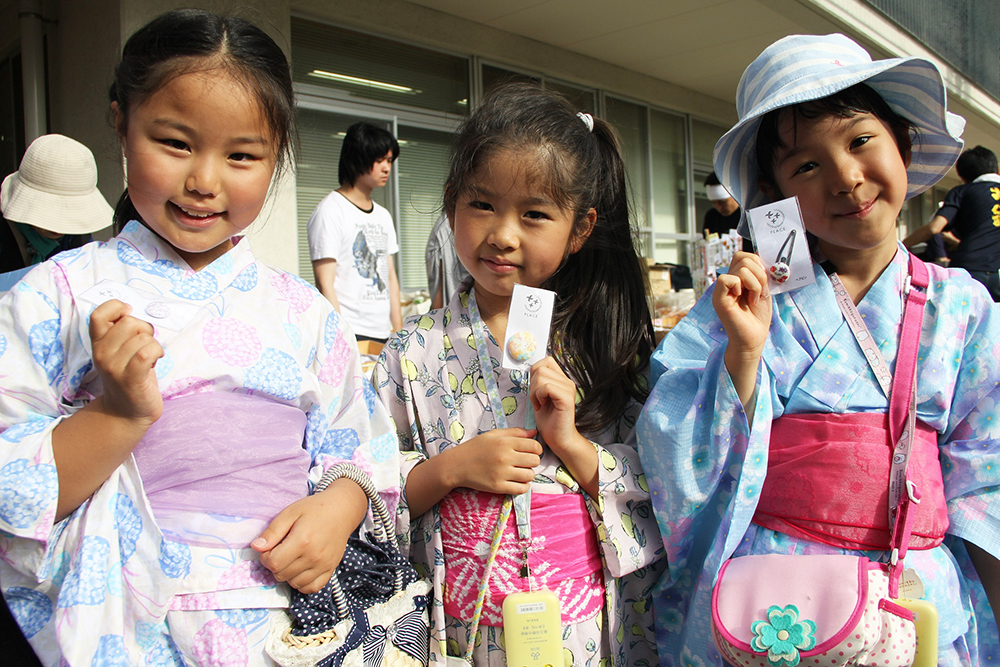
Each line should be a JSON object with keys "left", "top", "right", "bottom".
{"left": 714, "top": 55, "right": 964, "bottom": 234}
{"left": 1, "top": 172, "right": 114, "bottom": 235}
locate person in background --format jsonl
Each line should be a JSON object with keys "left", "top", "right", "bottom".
{"left": 702, "top": 170, "right": 741, "bottom": 236}
{"left": 425, "top": 211, "right": 469, "bottom": 309}
{"left": 0, "top": 134, "right": 113, "bottom": 273}
{"left": 308, "top": 122, "right": 403, "bottom": 342}
{"left": 904, "top": 145, "right": 1000, "bottom": 299}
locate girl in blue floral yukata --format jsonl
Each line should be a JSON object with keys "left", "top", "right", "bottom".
{"left": 637, "top": 33, "right": 1000, "bottom": 667}
{"left": 374, "top": 83, "right": 664, "bottom": 667}
{"left": 0, "top": 9, "right": 399, "bottom": 666}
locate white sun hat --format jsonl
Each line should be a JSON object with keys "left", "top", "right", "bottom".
{"left": 714, "top": 33, "right": 966, "bottom": 227}
{"left": 1, "top": 134, "right": 114, "bottom": 235}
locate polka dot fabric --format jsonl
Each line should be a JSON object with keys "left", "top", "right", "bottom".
{"left": 714, "top": 567, "right": 916, "bottom": 666}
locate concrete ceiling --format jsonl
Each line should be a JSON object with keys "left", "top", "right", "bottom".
{"left": 406, "top": 0, "right": 847, "bottom": 104}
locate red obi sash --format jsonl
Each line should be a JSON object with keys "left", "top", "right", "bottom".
{"left": 753, "top": 412, "right": 948, "bottom": 551}
{"left": 439, "top": 488, "right": 604, "bottom": 627}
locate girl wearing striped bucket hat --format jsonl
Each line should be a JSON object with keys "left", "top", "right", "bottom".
{"left": 637, "top": 33, "right": 1000, "bottom": 667}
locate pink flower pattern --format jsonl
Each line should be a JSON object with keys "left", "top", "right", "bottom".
{"left": 192, "top": 619, "right": 248, "bottom": 667}
{"left": 270, "top": 273, "right": 313, "bottom": 315}
{"left": 201, "top": 318, "right": 262, "bottom": 368}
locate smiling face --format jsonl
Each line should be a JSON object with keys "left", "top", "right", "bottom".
{"left": 452, "top": 149, "right": 591, "bottom": 316}
{"left": 764, "top": 110, "right": 909, "bottom": 266}
{"left": 118, "top": 67, "right": 277, "bottom": 271}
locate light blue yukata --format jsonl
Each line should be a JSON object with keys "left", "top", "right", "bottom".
{"left": 637, "top": 246, "right": 1000, "bottom": 667}
{"left": 0, "top": 222, "right": 400, "bottom": 666}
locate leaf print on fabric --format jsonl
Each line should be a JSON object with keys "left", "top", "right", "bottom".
{"left": 5, "top": 586, "right": 52, "bottom": 638}
{"left": 59, "top": 536, "right": 111, "bottom": 607}
{"left": 232, "top": 263, "right": 258, "bottom": 292}
{"left": 202, "top": 318, "right": 262, "bottom": 368}
{"left": 0, "top": 458, "right": 58, "bottom": 528}
{"left": 29, "top": 319, "right": 64, "bottom": 385}
{"left": 158, "top": 539, "right": 192, "bottom": 579}
{"left": 192, "top": 618, "right": 249, "bottom": 667}
{"left": 114, "top": 494, "right": 142, "bottom": 563}
{"left": 244, "top": 348, "right": 302, "bottom": 400}
{"left": 92, "top": 634, "right": 135, "bottom": 667}
{"left": 283, "top": 323, "right": 302, "bottom": 351}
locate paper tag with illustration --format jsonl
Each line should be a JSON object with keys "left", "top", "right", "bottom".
{"left": 746, "top": 196, "right": 815, "bottom": 294}
{"left": 77, "top": 280, "right": 206, "bottom": 333}
{"left": 502, "top": 284, "right": 555, "bottom": 371}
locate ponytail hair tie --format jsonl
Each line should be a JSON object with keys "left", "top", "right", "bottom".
{"left": 577, "top": 112, "right": 594, "bottom": 133}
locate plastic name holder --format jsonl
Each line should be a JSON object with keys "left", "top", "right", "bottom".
{"left": 502, "top": 589, "right": 564, "bottom": 667}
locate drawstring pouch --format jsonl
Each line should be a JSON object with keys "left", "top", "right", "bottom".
{"left": 265, "top": 463, "right": 431, "bottom": 667}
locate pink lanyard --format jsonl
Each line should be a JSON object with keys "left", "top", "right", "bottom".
{"left": 826, "top": 255, "right": 928, "bottom": 528}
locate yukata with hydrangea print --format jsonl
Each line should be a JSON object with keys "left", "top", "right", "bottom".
{"left": 637, "top": 247, "right": 1000, "bottom": 667}
{"left": 0, "top": 221, "right": 399, "bottom": 666}
{"left": 373, "top": 282, "right": 664, "bottom": 667}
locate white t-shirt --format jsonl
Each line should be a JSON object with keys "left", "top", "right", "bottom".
{"left": 307, "top": 191, "right": 399, "bottom": 338}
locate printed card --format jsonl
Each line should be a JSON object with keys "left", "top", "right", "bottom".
{"left": 746, "top": 196, "right": 816, "bottom": 294}
{"left": 502, "top": 284, "right": 556, "bottom": 371}
{"left": 77, "top": 280, "right": 206, "bottom": 333}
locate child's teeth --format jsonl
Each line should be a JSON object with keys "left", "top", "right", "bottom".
{"left": 180, "top": 206, "right": 212, "bottom": 218}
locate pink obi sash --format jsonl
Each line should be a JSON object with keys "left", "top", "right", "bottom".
{"left": 132, "top": 392, "right": 311, "bottom": 548}
{"left": 753, "top": 413, "right": 949, "bottom": 551}
{"left": 439, "top": 488, "right": 604, "bottom": 627}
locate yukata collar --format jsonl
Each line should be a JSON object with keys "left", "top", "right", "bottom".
{"left": 116, "top": 220, "right": 257, "bottom": 288}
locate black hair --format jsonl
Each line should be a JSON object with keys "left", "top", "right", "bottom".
{"left": 444, "top": 82, "right": 654, "bottom": 434}
{"left": 956, "top": 145, "right": 998, "bottom": 183}
{"left": 338, "top": 122, "right": 400, "bottom": 187}
{"left": 755, "top": 83, "right": 913, "bottom": 195}
{"left": 109, "top": 8, "right": 295, "bottom": 230}
{"left": 704, "top": 171, "right": 722, "bottom": 187}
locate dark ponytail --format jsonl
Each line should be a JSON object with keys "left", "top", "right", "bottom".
{"left": 445, "top": 83, "right": 653, "bottom": 433}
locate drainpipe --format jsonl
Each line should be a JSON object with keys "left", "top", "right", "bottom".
{"left": 19, "top": 0, "right": 47, "bottom": 143}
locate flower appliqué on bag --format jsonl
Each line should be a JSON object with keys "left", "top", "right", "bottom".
{"left": 750, "top": 604, "right": 817, "bottom": 666}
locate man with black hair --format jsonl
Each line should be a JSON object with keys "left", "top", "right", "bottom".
{"left": 904, "top": 145, "right": 1000, "bottom": 300}
{"left": 308, "top": 122, "right": 403, "bottom": 341}
{"left": 702, "top": 171, "right": 741, "bottom": 236}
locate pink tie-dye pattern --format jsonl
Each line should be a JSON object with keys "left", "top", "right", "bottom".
{"left": 270, "top": 274, "right": 313, "bottom": 314}
{"left": 192, "top": 619, "right": 249, "bottom": 667}
{"left": 201, "top": 318, "right": 262, "bottom": 368}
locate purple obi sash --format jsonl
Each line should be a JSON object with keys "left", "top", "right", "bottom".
{"left": 132, "top": 392, "right": 310, "bottom": 548}
{"left": 753, "top": 413, "right": 949, "bottom": 551}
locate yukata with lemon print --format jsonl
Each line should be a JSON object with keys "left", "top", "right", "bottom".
{"left": 373, "top": 281, "right": 663, "bottom": 667}
{"left": 0, "top": 222, "right": 399, "bottom": 666}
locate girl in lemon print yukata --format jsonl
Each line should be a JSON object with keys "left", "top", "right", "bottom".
{"left": 0, "top": 9, "right": 398, "bottom": 665}
{"left": 374, "top": 83, "right": 664, "bottom": 667}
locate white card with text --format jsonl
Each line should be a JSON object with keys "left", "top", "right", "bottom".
{"left": 746, "top": 196, "right": 816, "bottom": 294}
{"left": 502, "top": 284, "right": 556, "bottom": 371}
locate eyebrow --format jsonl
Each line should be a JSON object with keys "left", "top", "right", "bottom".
{"left": 776, "top": 114, "right": 870, "bottom": 166}
{"left": 469, "top": 185, "right": 555, "bottom": 206}
{"left": 152, "top": 118, "right": 268, "bottom": 145}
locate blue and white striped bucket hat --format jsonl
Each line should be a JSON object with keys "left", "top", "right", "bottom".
{"left": 714, "top": 33, "right": 965, "bottom": 225}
